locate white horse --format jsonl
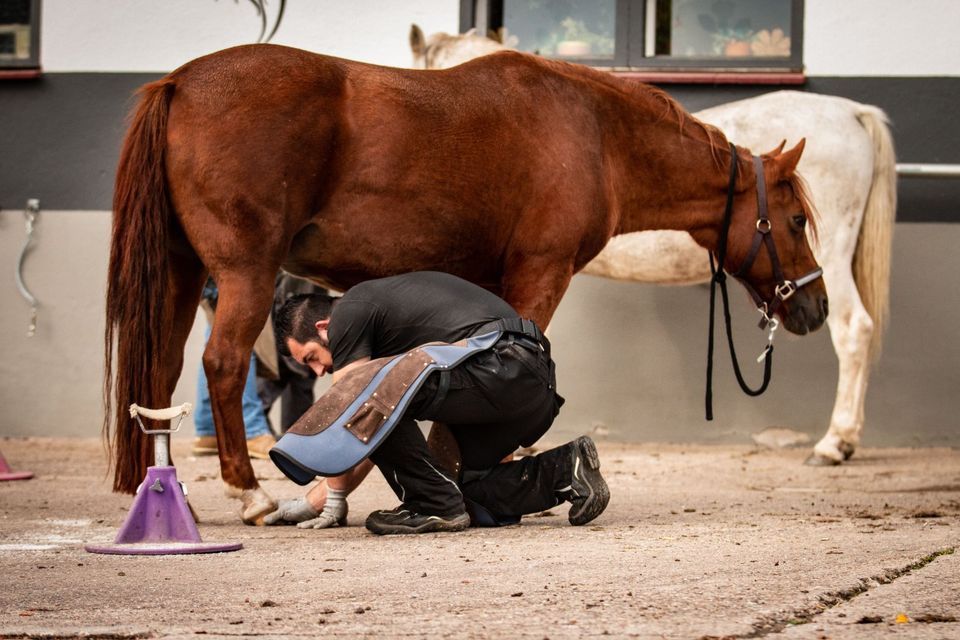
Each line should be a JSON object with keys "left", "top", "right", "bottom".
{"left": 410, "top": 26, "right": 896, "bottom": 466}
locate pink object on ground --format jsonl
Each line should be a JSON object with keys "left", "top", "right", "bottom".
{"left": 0, "top": 449, "right": 33, "bottom": 481}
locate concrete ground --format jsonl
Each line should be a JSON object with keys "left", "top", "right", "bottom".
{"left": 1, "top": 437, "right": 958, "bottom": 639}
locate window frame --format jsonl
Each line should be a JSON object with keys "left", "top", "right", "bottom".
{"left": 0, "top": 0, "right": 41, "bottom": 70}
{"left": 461, "top": 0, "right": 803, "bottom": 75}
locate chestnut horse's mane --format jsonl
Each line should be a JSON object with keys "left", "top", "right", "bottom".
{"left": 788, "top": 171, "right": 820, "bottom": 238}
{"left": 531, "top": 55, "right": 820, "bottom": 234}
{"left": 515, "top": 53, "right": 819, "bottom": 234}
{"left": 518, "top": 54, "right": 730, "bottom": 164}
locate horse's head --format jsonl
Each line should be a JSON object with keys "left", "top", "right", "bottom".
{"left": 722, "top": 139, "right": 828, "bottom": 335}
{"left": 409, "top": 23, "right": 510, "bottom": 70}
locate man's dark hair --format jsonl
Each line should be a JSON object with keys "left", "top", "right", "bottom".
{"left": 274, "top": 292, "right": 337, "bottom": 357}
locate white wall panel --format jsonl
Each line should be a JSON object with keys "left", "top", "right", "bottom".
{"left": 41, "top": 0, "right": 459, "bottom": 72}
{"left": 805, "top": 0, "right": 960, "bottom": 76}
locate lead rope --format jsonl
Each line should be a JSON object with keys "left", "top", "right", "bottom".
{"left": 705, "top": 146, "right": 774, "bottom": 420}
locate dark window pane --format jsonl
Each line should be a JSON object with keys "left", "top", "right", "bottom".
{"left": 0, "top": 0, "right": 32, "bottom": 62}
{"left": 0, "top": 0, "right": 31, "bottom": 25}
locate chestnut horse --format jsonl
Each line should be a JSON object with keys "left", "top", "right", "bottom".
{"left": 105, "top": 44, "right": 827, "bottom": 523}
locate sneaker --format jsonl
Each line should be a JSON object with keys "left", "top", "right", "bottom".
{"left": 191, "top": 436, "right": 219, "bottom": 456}
{"left": 565, "top": 436, "right": 610, "bottom": 526}
{"left": 246, "top": 433, "right": 276, "bottom": 460}
{"left": 365, "top": 506, "right": 470, "bottom": 535}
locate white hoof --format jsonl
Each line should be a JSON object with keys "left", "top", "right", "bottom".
{"left": 804, "top": 452, "right": 842, "bottom": 467}
{"left": 809, "top": 435, "right": 846, "bottom": 466}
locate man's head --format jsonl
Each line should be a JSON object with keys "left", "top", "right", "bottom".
{"left": 274, "top": 292, "right": 338, "bottom": 377}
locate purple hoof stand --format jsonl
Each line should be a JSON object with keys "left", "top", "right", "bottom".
{"left": 85, "top": 466, "right": 242, "bottom": 556}
{"left": 0, "top": 450, "right": 32, "bottom": 481}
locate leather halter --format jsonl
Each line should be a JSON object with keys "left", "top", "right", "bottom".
{"left": 705, "top": 143, "right": 823, "bottom": 420}
{"left": 729, "top": 154, "right": 823, "bottom": 330}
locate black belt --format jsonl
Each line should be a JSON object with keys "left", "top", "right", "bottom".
{"left": 476, "top": 317, "right": 551, "bottom": 358}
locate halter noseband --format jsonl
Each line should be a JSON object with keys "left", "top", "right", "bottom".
{"left": 705, "top": 143, "right": 823, "bottom": 420}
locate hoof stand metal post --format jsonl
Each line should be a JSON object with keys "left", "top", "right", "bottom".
{"left": 85, "top": 403, "right": 243, "bottom": 556}
{"left": 0, "top": 449, "right": 33, "bottom": 481}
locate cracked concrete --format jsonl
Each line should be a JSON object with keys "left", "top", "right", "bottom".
{"left": 1, "top": 437, "right": 958, "bottom": 639}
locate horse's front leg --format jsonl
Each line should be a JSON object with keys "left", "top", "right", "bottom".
{"left": 203, "top": 272, "right": 278, "bottom": 523}
{"left": 807, "top": 269, "right": 874, "bottom": 466}
{"left": 500, "top": 254, "right": 576, "bottom": 329}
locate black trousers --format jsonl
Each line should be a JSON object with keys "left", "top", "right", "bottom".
{"left": 369, "top": 336, "right": 569, "bottom": 519}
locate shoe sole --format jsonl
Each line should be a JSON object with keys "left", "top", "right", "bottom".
{"left": 569, "top": 436, "right": 610, "bottom": 526}
{"left": 366, "top": 512, "right": 470, "bottom": 535}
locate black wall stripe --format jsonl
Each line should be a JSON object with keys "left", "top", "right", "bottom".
{"left": 1, "top": 72, "right": 957, "bottom": 221}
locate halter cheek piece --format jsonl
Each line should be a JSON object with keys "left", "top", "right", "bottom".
{"left": 728, "top": 154, "right": 824, "bottom": 331}
{"left": 705, "top": 143, "right": 824, "bottom": 420}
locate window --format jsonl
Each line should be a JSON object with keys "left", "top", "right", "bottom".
{"left": 0, "top": 0, "right": 40, "bottom": 69}
{"left": 461, "top": 0, "right": 803, "bottom": 74}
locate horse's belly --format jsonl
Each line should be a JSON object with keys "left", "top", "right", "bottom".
{"left": 282, "top": 215, "right": 504, "bottom": 292}
{"left": 581, "top": 231, "right": 711, "bottom": 284}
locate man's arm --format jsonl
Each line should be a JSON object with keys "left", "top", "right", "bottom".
{"left": 305, "top": 459, "right": 375, "bottom": 509}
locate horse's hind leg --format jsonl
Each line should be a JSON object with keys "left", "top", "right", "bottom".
{"left": 202, "top": 270, "right": 278, "bottom": 524}
{"left": 160, "top": 247, "right": 206, "bottom": 521}
{"left": 807, "top": 268, "right": 874, "bottom": 466}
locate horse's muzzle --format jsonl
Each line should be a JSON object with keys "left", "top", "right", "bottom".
{"left": 782, "top": 289, "right": 828, "bottom": 335}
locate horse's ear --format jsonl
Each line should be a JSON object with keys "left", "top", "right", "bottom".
{"left": 764, "top": 139, "right": 787, "bottom": 157}
{"left": 773, "top": 138, "right": 805, "bottom": 177}
{"left": 410, "top": 24, "right": 426, "bottom": 55}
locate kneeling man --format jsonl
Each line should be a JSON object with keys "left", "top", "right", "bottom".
{"left": 265, "top": 271, "right": 608, "bottom": 535}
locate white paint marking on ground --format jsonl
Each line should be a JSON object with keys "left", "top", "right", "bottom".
{"left": 0, "top": 543, "right": 59, "bottom": 551}
{"left": 44, "top": 518, "right": 93, "bottom": 527}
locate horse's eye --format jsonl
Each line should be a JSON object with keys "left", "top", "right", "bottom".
{"left": 792, "top": 214, "right": 806, "bottom": 229}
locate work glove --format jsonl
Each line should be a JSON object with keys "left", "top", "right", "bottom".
{"left": 297, "top": 488, "right": 348, "bottom": 529}
{"left": 263, "top": 497, "right": 320, "bottom": 525}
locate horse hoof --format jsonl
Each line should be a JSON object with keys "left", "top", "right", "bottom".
{"left": 237, "top": 487, "right": 277, "bottom": 526}
{"left": 241, "top": 500, "right": 277, "bottom": 526}
{"left": 804, "top": 453, "right": 842, "bottom": 467}
{"left": 839, "top": 442, "right": 856, "bottom": 460}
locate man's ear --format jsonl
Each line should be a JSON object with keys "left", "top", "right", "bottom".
{"left": 315, "top": 318, "right": 330, "bottom": 336}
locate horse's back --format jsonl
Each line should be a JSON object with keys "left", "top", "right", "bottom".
{"left": 160, "top": 45, "right": 620, "bottom": 292}
{"left": 697, "top": 91, "right": 876, "bottom": 182}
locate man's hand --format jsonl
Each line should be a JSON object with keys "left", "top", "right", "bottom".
{"left": 297, "top": 488, "right": 348, "bottom": 528}
{"left": 263, "top": 497, "right": 320, "bottom": 525}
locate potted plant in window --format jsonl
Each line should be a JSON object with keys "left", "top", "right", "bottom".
{"left": 552, "top": 17, "right": 614, "bottom": 58}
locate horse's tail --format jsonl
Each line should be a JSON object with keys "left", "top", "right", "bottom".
{"left": 852, "top": 103, "right": 897, "bottom": 362}
{"left": 104, "top": 78, "right": 177, "bottom": 493}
